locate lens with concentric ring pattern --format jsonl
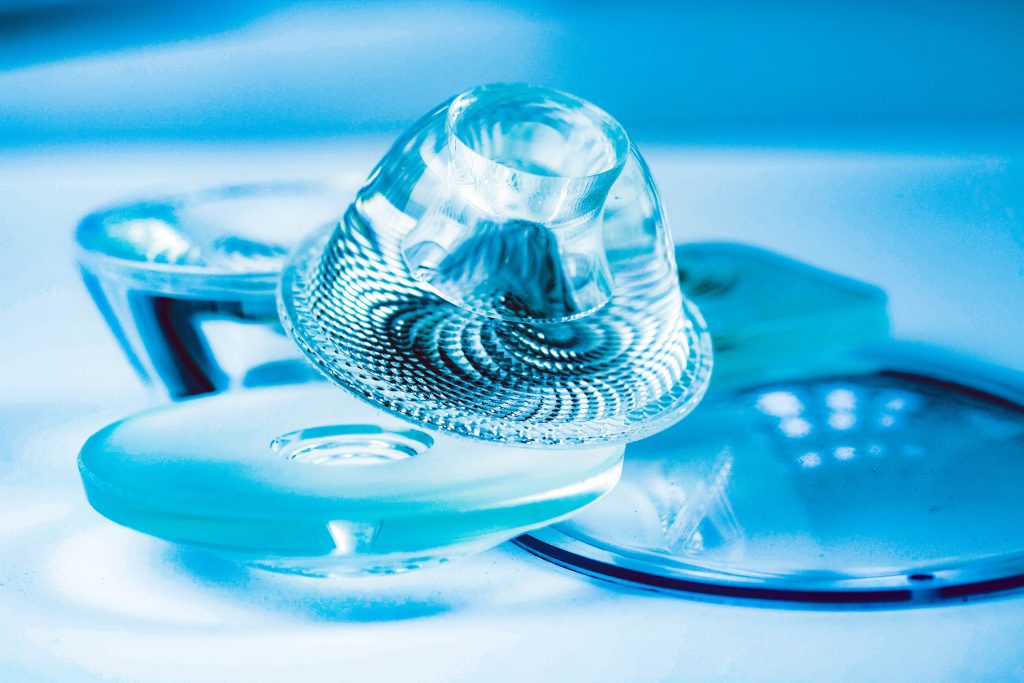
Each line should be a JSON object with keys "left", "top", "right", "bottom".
{"left": 280, "top": 84, "right": 712, "bottom": 447}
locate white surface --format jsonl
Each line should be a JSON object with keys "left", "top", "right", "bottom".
{"left": 1, "top": 141, "right": 1022, "bottom": 681}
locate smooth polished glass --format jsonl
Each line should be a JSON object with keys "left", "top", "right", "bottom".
{"left": 516, "top": 245, "right": 1024, "bottom": 604}
{"left": 677, "top": 242, "right": 890, "bottom": 391}
{"left": 76, "top": 182, "right": 341, "bottom": 398}
{"left": 522, "top": 348, "right": 1024, "bottom": 603}
{"left": 79, "top": 383, "right": 624, "bottom": 577}
{"left": 281, "top": 84, "right": 712, "bottom": 447}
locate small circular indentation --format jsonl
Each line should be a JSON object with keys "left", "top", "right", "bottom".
{"left": 908, "top": 573, "right": 935, "bottom": 582}
{"left": 271, "top": 424, "right": 433, "bottom": 465}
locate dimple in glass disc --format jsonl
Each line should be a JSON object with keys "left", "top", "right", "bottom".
{"left": 518, "top": 346, "right": 1024, "bottom": 604}
{"left": 78, "top": 383, "right": 623, "bottom": 577}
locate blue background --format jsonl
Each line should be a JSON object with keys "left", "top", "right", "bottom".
{"left": 2, "top": 0, "right": 1022, "bottom": 146}
{"left": 1, "top": 3, "right": 1023, "bottom": 681}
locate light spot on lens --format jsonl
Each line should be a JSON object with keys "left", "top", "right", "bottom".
{"left": 834, "top": 446, "right": 855, "bottom": 461}
{"left": 798, "top": 452, "right": 822, "bottom": 468}
{"left": 828, "top": 412, "right": 856, "bottom": 430}
{"left": 780, "top": 417, "right": 812, "bottom": 438}
{"left": 826, "top": 388, "right": 856, "bottom": 411}
{"left": 757, "top": 391, "right": 803, "bottom": 418}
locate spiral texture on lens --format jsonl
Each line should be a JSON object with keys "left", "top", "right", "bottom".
{"left": 280, "top": 206, "right": 712, "bottom": 447}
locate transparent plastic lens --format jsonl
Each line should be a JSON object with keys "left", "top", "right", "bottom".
{"left": 281, "top": 85, "right": 712, "bottom": 446}
{"left": 520, "top": 246, "right": 1024, "bottom": 604}
{"left": 76, "top": 183, "right": 341, "bottom": 286}
{"left": 528, "top": 359, "right": 1024, "bottom": 602}
{"left": 76, "top": 183, "right": 341, "bottom": 398}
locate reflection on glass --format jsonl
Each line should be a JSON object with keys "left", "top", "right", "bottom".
{"left": 76, "top": 183, "right": 341, "bottom": 398}
{"left": 281, "top": 84, "right": 712, "bottom": 447}
{"left": 545, "top": 363, "right": 1024, "bottom": 600}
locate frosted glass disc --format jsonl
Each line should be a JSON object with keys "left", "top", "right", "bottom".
{"left": 79, "top": 383, "right": 623, "bottom": 577}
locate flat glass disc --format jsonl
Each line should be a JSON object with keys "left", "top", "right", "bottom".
{"left": 518, "top": 347, "right": 1024, "bottom": 604}
{"left": 79, "top": 383, "right": 623, "bottom": 577}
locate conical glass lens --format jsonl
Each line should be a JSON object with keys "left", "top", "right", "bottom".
{"left": 280, "top": 85, "right": 712, "bottom": 446}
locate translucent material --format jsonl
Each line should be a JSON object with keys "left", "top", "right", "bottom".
{"left": 515, "top": 245, "right": 1024, "bottom": 603}
{"left": 76, "top": 183, "right": 341, "bottom": 398}
{"left": 677, "top": 242, "right": 890, "bottom": 391}
{"left": 521, "top": 348, "right": 1024, "bottom": 603}
{"left": 281, "top": 84, "right": 712, "bottom": 447}
{"left": 78, "top": 383, "right": 624, "bottom": 577}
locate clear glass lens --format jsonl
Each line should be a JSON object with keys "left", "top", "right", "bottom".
{"left": 281, "top": 85, "right": 712, "bottom": 447}
{"left": 76, "top": 183, "right": 341, "bottom": 398}
{"left": 533, "top": 360, "right": 1024, "bottom": 600}
{"left": 519, "top": 244, "right": 1024, "bottom": 603}
{"left": 76, "top": 182, "right": 341, "bottom": 279}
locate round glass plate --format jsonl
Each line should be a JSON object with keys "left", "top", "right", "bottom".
{"left": 517, "top": 345, "right": 1024, "bottom": 605}
{"left": 79, "top": 383, "right": 623, "bottom": 577}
